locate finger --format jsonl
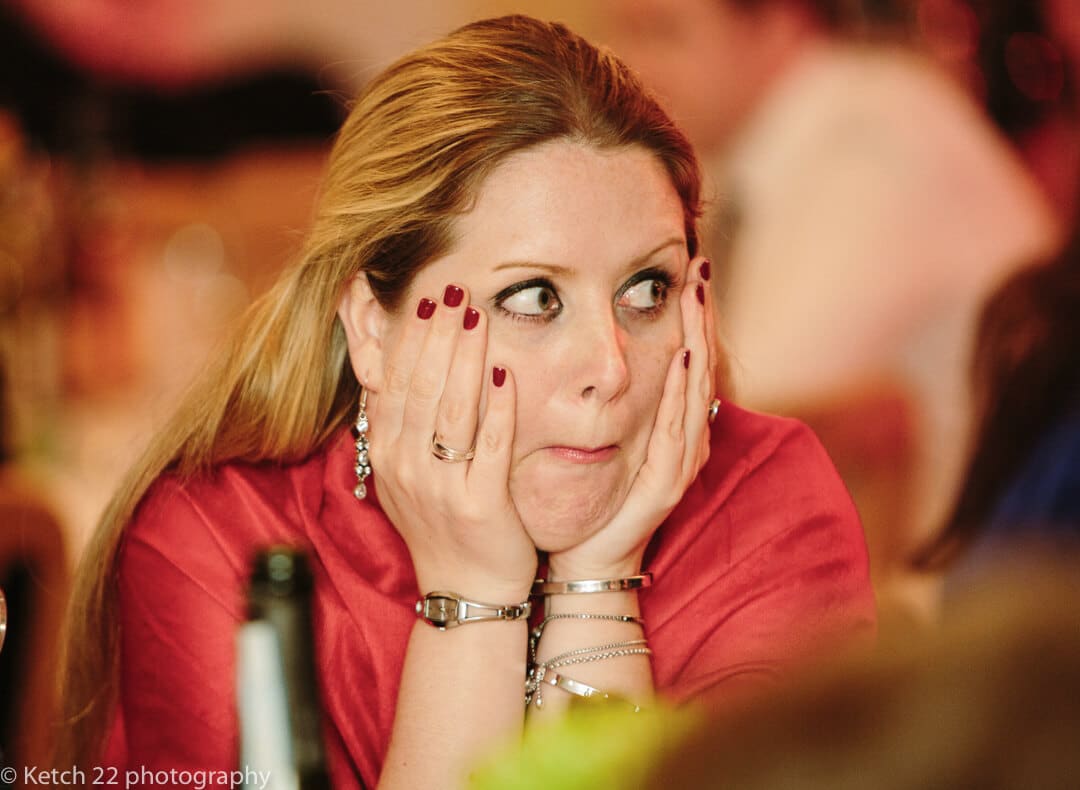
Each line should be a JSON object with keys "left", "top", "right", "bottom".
{"left": 467, "top": 364, "right": 516, "bottom": 496}
{"left": 402, "top": 284, "right": 468, "bottom": 451}
{"left": 699, "top": 257, "right": 720, "bottom": 400}
{"left": 606, "top": 344, "right": 689, "bottom": 538}
{"left": 433, "top": 303, "right": 488, "bottom": 463}
{"left": 699, "top": 257, "right": 720, "bottom": 469}
{"left": 681, "top": 257, "right": 712, "bottom": 479}
{"left": 377, "top": 294, "right": 438, "bottom": 443}
{"left": 643, "top": 345, "right": 690, "bottom": 480}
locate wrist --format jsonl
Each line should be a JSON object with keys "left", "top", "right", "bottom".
{"left": 544, "top": 589, "right": 643, "bottom": 616}
{"left": 545, "top": 552, "right": 645, "bottom": 583}
{"left": 415, "top": 568, "right": 536, "bottom": 604}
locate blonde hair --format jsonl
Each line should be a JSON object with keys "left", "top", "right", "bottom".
{"left": 56, "top": 14, "right": 701, "bottom": 766}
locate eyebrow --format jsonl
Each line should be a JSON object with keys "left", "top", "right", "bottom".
{"left": 490, "top": 236, "right": 685, "bottom": 277}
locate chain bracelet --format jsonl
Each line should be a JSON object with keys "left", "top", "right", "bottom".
{"left": 544, "top": 639, "right": 649, "bottom": 668}
{"left": 528, "top": 613, "right": 644, "bottom": 666}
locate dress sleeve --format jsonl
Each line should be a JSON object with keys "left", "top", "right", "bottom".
{"left": 651, "top": 418, "right": 877, "bottom": 711}
{"left": 114, "top": 477, "right": 247, "bottom": 773}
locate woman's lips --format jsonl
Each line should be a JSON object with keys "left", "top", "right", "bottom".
{"left": 545, "top": 445, "right": 618, "bottom": 464}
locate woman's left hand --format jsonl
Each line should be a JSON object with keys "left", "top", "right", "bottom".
{"left": 547, "top": 256, "right": 719, "bottom": 580}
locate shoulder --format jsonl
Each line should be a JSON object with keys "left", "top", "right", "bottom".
{"left": 646, "top": 403, "right": 876, "bottom": 701}
{"left": 706, "top": 400, "right": 852, "bottom": 516}
{"left": 653, "top": 400, "right": 867, "bottom": 570}
{"left": 121, "top": 446, "right": 334, "bottom": 593}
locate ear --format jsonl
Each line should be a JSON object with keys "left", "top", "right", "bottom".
{"left": 337, "top": 273, "right": 388, "bottom": 391}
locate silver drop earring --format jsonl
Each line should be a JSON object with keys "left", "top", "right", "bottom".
{"left": 353, "top": 388, "right": 371, "bottom": 499}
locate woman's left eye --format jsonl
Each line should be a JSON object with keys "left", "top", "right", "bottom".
{"left": 619, "top": 278, "right": 668, "bottom": 310}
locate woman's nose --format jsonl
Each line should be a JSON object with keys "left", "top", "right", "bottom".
{"left": 574, "top": 310, "right": 630, "bottom": 403}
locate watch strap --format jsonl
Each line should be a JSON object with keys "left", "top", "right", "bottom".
{"left": 416, "top": 591, "right": 532, "bottom": 630}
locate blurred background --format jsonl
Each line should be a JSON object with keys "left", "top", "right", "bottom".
{"left": 0, "top": 0, "right": 1077, "bottom": 779}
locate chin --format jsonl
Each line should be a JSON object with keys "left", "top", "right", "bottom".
{"left": 510, "top": 467, "right": 628, "bottom": 553}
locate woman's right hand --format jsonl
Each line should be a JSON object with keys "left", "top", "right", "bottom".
{"left": 367, "top": 284, "right": 537, "bottom": 603}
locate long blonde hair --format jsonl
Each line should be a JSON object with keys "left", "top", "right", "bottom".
{"left": 56, "top": 14, "right": 702, "bottom": 766}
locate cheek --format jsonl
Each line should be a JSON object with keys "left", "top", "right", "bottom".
{"left": 483, "top": 330, "right": 554, "bottom": 434}
{"left": 627, "top": 334, "right": 681, "bottom": 425}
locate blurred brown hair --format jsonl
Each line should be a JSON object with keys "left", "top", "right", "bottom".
{"left": 915, "top": 226, "right": 1080, "bottom": 569}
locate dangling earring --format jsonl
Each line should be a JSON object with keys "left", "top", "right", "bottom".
{"left": 353, "top": 388, "right": 371, "bottom": 500}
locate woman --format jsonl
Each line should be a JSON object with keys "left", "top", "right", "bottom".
{"left": 58, "top": 16, "right": 875, "bottom": 789}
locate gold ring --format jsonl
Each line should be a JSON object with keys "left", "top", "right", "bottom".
{"left": 431, "top": 434, "right": 476, "bottom": 463}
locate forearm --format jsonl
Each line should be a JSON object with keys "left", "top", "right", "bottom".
{"left": 379, "top": 619, "right": 528, "bottom": 789}
{"left": 527, "top": 561, "right": 654, "bottom": 721}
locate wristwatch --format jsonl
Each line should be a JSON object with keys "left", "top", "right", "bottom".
{"left": 415, "top": 591, "right": 531, "bottom": 630}
{"left": 0, "top": 586, "right": 7, "bottom": 653}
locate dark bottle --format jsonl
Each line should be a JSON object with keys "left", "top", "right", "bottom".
{"left": 237, "top": 547, "right": 333, "bottom": 790}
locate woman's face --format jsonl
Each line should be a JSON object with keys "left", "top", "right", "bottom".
{"left": 379, "top": 140, "right": 689, "bottom": 551}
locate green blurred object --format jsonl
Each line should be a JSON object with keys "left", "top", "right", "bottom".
{"left": 469, "top": 699, "right": 701, "bottom": 790}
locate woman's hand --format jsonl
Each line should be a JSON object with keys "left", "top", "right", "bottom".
{"left": 547, "top": 257, "right": 720, "bottom": 580}
{"left": 369, "top": 284, "right": 537, "bottom": 602}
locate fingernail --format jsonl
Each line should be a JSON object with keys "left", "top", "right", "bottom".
{"left": 463, "top": 307, "right": 480, "bottom": 330}
{"left": 417, "top": 298, "right": 437, "bottom": 320}
{"left": 683, "top": 350, "right": 691, "bottom": 369}
{"left": 443, "top": 284, "right": 464, "bottom": 308}
{"left": 696, "top": 283, "right": 705, "bottom": 305}
{"left": 492, "top": 367, "right": 507, "bottom": 387}
{"left": 700, "top": 259, "right": 711, "bottom": 281}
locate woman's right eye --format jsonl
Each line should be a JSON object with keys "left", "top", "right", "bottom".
{"left": 496, "top": 284, "right": 563, "bottom": 319}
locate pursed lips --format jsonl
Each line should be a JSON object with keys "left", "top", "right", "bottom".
{"left": 543, "top": 444, "right": 619, "bottom": 464}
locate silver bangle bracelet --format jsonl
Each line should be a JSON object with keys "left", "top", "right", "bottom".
{"left": 531, "top": 665, "right": 644, "bottom": 712}
{"left": 531, "top": 573, "right": 653, "bottom": 596}
{"left": 525, "top": 641, "right": 652, "bottom": 709}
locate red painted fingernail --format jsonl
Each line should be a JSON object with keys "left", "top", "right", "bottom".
{"left": 463, "top": 307, "right": 480, "bottom": 330}
{"left": 700, "top": 259, "right": 711, "bottom": 281}
{"left": 443, "top": 284, "right": 464, "bottom": 308}
{"left": 417, "top": 298, "right": 436, "bottom": 320}
{"left": 492, "top": 367, "right": 506, "bottom": 387}
{"left": 696, "top": 283, "right": 705, "bottom": 305}
{"left": 683, "top": 350, "right": 691, "bottom": 369}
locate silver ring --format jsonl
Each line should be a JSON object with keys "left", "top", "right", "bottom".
{"left": 431, "top": 434, "right": 476, "bottom": 463}
{"left": 707, "top": 398, "right": 721, "bottom": 424}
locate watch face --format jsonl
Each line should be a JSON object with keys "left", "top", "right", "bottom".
{"left": 426, "top": 595, "right": 457, "bottom": 626}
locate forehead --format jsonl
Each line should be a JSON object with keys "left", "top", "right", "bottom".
{"left": 440, "top": 140, "right": 686, "bottom": 273}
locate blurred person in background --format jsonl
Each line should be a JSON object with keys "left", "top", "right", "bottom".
{"left": 921, "top": 0, "right": 1080, "bottom": 221}
{"left": 913, "top": 214, "right": 1080, "bottom": 591}
{"left": 649, "top": 558, "right": 1080, "bottom": 789}
{"left": 594, "top": 0, "right": 1062, "bottom": 622}
{"left": 471, "top": 558, "right": 1080, "bottom": 789}
{"left": 0, "top": 106, "right": 69, "bottom": 785}
{"left": 57, "top": 16, "right": 875, "bottom": 789}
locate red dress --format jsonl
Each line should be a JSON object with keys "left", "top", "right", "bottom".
{"left": 106, "top": 402, "right": 875, "bottom": 787}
